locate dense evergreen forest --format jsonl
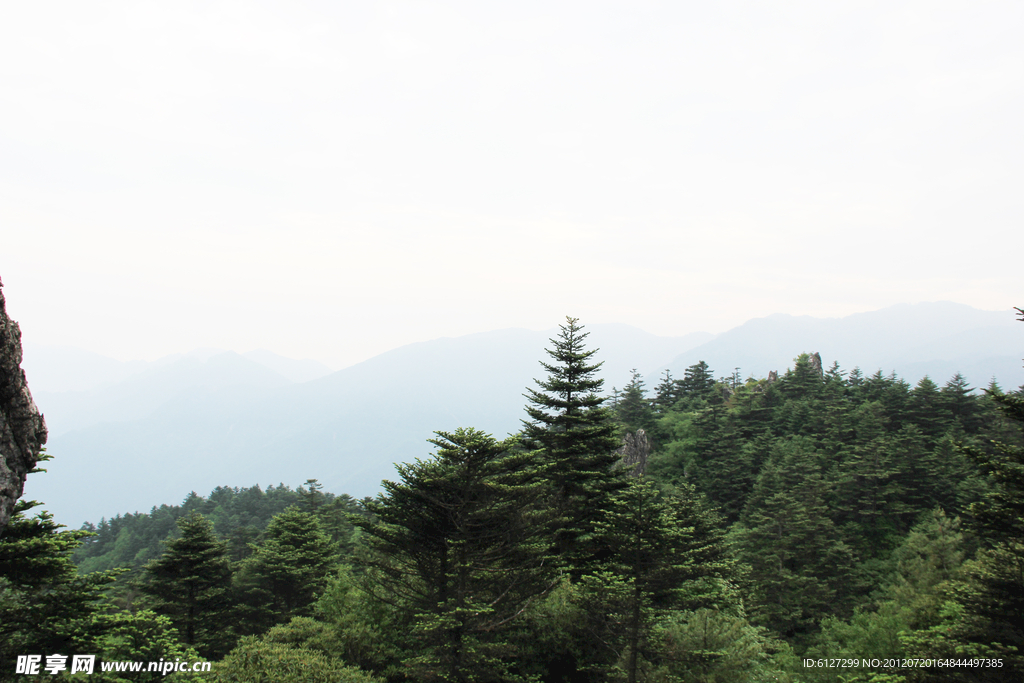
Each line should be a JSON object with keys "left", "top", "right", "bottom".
{"left": 2, "top": 313, "right": 1023, "bottom": 682}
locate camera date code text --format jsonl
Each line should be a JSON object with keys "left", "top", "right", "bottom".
{"left": 803, "top": 658, "right": 1003, "bottom": 669}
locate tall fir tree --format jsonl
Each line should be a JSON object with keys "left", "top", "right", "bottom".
{"left": 587, "top": 479, "right": 732, "bottom": 683}
{"left": 141, "top": 511, "right": 235, "bottom": 657}
{"left": 893, "top": 312, "right": 1024, "bottom": 682}
{"left": 354, "top": 428, "right": 553, "bottom": 682}
{"left": 948, "top": 386, "right": 1024, "bottom": 677}
{"left": 676, "top": 361, "right": 717, "bottom": 411}
{"left": 941, "top": 372, "right": 984, "bottom": 433}
{"left": 948, "top": 313, "right": 1024, "bottom": 674}
{"left": 889, "top": 508, "right": 966, "bottom": 630}
{"left": 651, "top": 370, "right": 679, "bottom": 416}
{"left": 907, "top": 376, "right": 945, "bottom": 443}
{"left": 0, "top": 499, "right": 120, "bottom": 671}
{"left": 522, "top": 316, "right": 624, "bottom": 567}
{"left": 734, "top": 437, "right": 856, "bottom": 641}
{"left": 835, "top": 424, "right": 922, "bottom": 554}
{"left": 778, "top": 353, "right": 824, "bottom": 401}
{"left": 298, "top": 478, "right": 326, "bottom": 513}
{"left": 235, "top": 507, "right": 338, "bottom": 634}
{"left": 613, "top": 369, "right": 655, "bottom": 435}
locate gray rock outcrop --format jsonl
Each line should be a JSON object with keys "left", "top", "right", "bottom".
{"left": 0, "top": 277, "right": 47, "bottom": 534}
{"left": 809, "top": 352, "right": 823, "bottom": 377}
{"left": 617, "top": 429, "right": 652, "bottom": 477}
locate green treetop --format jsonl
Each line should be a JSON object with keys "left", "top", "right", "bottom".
{"left": 614, "top": 369, "right": 656, "bottom": 435}
{"left": 355, "top": 428, "right": 554, "bottom": 682}
{"left": 236, "top": 506, "right": 338, "bottom": 635}
{"left": 948, "top": 383, "right": 1024, "bottom": 676}
{"left": 0, "top": 499, "right": 120, "bottom": 668}
{"left": 734, "top": 437, "right": 856, "bottom": 642}
{"left": 141, "top": 511, "right": 234, "bottom": 657}
{"left": 677, "top": 360, "right": 718, "bottom": 410}
{"left": 522, "top": 316, "right": 624, "bottom": 567}
{"left": 588, "top": 479, "right": 732, "bottom": 683}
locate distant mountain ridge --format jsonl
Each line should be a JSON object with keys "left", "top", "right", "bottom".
{"left": 22, "top": 346, "right": 335, "bottom": 394}
{"left": 21, "top": 303, "right": 1022, "bottom": 527}
{"left": 660, "top": 302, "right": 1022, "bottom": 390}
{"left": 26, "top": 324, "right": 711, "bottom": 525}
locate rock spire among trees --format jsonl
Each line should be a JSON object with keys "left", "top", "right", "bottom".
{"left": 0, "top": 277, "right": 47, "bottom": 534}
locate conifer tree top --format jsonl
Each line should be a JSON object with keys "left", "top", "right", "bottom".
{"left": 519, "top": 317, "right": 623, "bottom": 568}
{"left": 523, "top": 316, "right": 606, "bottom": 422}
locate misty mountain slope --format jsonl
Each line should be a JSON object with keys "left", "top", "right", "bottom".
{"left": 22, "top": 345, "right": 332, "bottom": 393}
{"left": 896, "top": 325, "right": 1022, "bottom": 365}
{"left": 661, "top": 303, "right": 1022, "bottom": 388}
{"left": 242, "top": 349, "right": 334, "bottom": 383}
{"left": 20, "top": 345, "right": 150, "bottom": 393}
{"left": 34, "top": 351, "right": 292, "bottom": 436}
{"left": 29, "top": 324, "right": 709, "bottom": 525}
{"left": 27, "top": 306, "right": 1020, "bottom": 527}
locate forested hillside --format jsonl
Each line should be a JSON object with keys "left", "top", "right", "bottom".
{"left": 29, "top": 303, "right": 1019, "bottom": 529}
{"left": 3, "top": 313, "right": 1023, "bottom": 682}
{"left": 30, "top": 324, "right": 713, "bottom": 526}
{"left": 73, "top": 482, "right": 367, "bottom": 575}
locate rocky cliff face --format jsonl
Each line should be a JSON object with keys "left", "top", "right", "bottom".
{"left": 617, "top": 428, "right": 651, "bottom": 477}
{"left": 0, "top": 278, "right": 47, "bottom": 534}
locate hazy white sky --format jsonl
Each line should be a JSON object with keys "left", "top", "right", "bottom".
{"left": 1, "top": 0, "right": 1020, "bottom": 369}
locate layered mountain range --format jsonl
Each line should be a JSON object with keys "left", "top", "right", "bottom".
{"left": 22, "top": 302, "right": 1022, "bottom": 526}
